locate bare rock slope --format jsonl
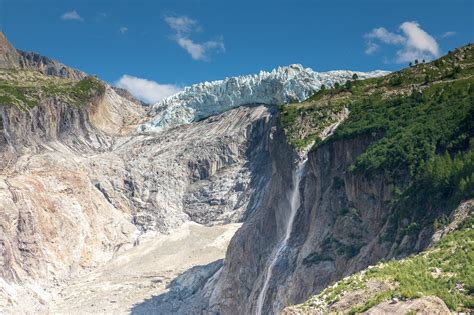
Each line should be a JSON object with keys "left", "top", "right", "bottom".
{"left": 0, "top": 96, "right": 275, "bottom": 311}
{"left": 0, "top": 30, "right": 281, "bottom": 311}
{"left": 0, "top": 38, "right": 277, "bottom": 311}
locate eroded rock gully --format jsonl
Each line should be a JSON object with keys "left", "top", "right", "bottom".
{"left": 0, "top": 82, "right": 278, "bottom": 312}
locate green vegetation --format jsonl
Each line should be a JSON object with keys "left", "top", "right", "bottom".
{"left": 332, "top": 79, "right": 473, "bottom": 178}
{"left": 280, "top": 44, "right": 474, "bottom": 156}
{"left": 351, "top": 216, "right": 474, "bottom": 313}
{"left": 302, "top": 252, "right": 332, "bottom": 266}
{"left": 278, "top": 95, "right": 347, "bottom": 148}
{"left": 396, "top": 149, "right": 474, "bottom": 222}
{"left": 281, "top": 43, "right": 474, "bottom": 229}
{"left": 284, "top": 47, "right": 473, "bottom": 314}
{"left": 293, "top": 214, "right": 474, "bottom": 313}
{"left": 0, "top": 69, "right": 105, "bottom": 110}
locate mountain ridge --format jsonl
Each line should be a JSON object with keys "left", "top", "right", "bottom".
{"left": 0, "top": 31, "right": 86, "bottom": 80}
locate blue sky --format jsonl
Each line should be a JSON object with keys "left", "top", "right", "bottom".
{"left": 1, "top": 0, "right": 473, "bottom": 103}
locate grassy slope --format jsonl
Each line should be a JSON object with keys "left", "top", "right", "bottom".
{"left": 283, "top": 43, "right": 474, "bottom": 233}
{"left": 0, "top": 68, "right": 105, "bottom": 110}
{"left": 287, "top": 212, "right": 473, "bottom": 314}
{"left": 282, "top": 44, "right": 474, "bottom": 314}
{"left": 281, "top": 44, "right": 474, "bottom": 154}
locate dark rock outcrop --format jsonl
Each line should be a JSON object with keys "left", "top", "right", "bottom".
{"left": 17, "top": 50, "right": 86, "bottom": 80}
{"left": 204, "top": 129, "right": 438, "bottom": 314}
{"left": 112, "top": 87, "right": 148, "bottom": 107}
{"left": 0, "top": 31, "right": 85, "bottom": 79}
{"left": 0, "top": 31, "right": 19, "bottom": 69}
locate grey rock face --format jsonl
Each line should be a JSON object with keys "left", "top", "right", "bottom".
{"left": 0, "top": 31, "right": 86, "bottom": 80}
{"left": 3, "top": 31, "right": 424, "bottom": 314}
{"left": 206, "top": 132, "right": 437, "bottom": 314}
{"left": 93, "top": 104, "right": 276, "bottom": 233}
{"left": 0, "top": 86, "right": 145, "bottom": 311}
{"left": 0, "top": 32, "right": 20, "bottom": 69}
{"left": 0, "top": 73, "right": 276, "bottom": 311}
{"left": 112, "top": 86, "right": 149, "bottom": 107}
{"left": 17, "top": 50, "right": 86, "bottom": 80}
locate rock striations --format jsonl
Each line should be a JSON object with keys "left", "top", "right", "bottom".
{"left": 0, "top": 31, "right": 19, "bottom": 69}
{"left": 0, "top": 32, "right": 277, "bottom": 312}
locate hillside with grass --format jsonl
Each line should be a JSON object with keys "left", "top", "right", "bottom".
{"left": 280, "top": 44, "right": 474, "bottom": 153}
{"left": 280, "top": 44, "right": 474, "bottom": 314}
{"left": 0, "top": 68, "right": 105, "bottom": 110}
{"left": 284, "top": 202, "right": 473, "bottom": 314}
{"left": 283, "top": 43, "right": 473, "bottom": 237}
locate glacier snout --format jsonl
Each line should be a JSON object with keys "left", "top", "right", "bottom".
{"left": 139, "top": 65, "right": 388, "bottom": 132}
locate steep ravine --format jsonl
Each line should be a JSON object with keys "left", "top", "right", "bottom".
{"left": 183, "top": 126, "right": 443, "bottom": 315}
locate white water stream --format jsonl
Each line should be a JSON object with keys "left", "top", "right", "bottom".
{"left": 256, "top": 159, "right": 307, "bottom": 315}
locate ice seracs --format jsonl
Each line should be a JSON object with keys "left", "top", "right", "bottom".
{"left": 139, "top": 64, "right": 389, "bottom": 132}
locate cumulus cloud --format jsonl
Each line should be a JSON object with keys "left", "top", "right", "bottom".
{"left": 364, "top": 21, "right": 441, "bottom": 63}
{"left": 164, "top": 15, "right": 225, "bottom": 61}
{"left": 118, "top": 26, "right": 128, "bottom": 35}
{"left": 115, "top": 75, "right": 182, "bottom": 104}
{"left": 61, "top": 10, "right": 83, "bottom": 21}
{"left": 176, "top": 37, "right": 225, "bottom": 61}
{"left": 396, "top": 22, "right": 440, "bottom": 62}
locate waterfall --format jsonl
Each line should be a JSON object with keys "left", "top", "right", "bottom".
{"left": 256, "top": 159, "right": 307, "bottom": 315}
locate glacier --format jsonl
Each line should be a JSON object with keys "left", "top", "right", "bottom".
{"left": 139, "top": 64, "right": 389, "bottom": 132}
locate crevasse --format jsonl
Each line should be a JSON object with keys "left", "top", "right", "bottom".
{"left": 139, "top": 64, "right": 388, "bottom": 132}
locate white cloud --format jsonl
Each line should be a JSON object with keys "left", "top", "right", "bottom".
{"left": 115, "top": 75, "right": 182, "bottom": 104}
{"left": 118, "top": 26, "right": 128, "bottom": 35}
{"left": 164, "top": 15, "right": 225, "bottom": 61}
{"left": 365, "top": 42, "right": 380, "bottom": 55}
{"left": 365, "top": 27, "right": 405, "bottom": 45}
{"left": 61, "top": 10, "right": 83, "bottom": 21}
{"left": 364, "top": 21, "right": 440, "bottom": 63}
{"left": 176, "top": 37, "right": 225, "bottom": 61}
{"left": 164, "top": 15, "right": 199, "bottom": 34}
{"left": 396, "top": 22, "right": 440, "bottom": 62}
{"left": 442, "top": 31, "right": 456, "bottom": 38}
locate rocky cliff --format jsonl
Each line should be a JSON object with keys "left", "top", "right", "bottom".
{"left": 147, "top": 44, "right": 473, "bottom": 315}
{"left": 0, "top": 31, "right": 85, "bottom": 80}
{"left": 0, "top": 87, "right": 278, "bottom": 312}
{"left": 197, "top": 44, "right": 474, "bottom": 315}
{"left": 282, "top": 200, "right": 473, "bottom": 315}
{"left": 0, "top": 32, "right": 19, "bottom": 69}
